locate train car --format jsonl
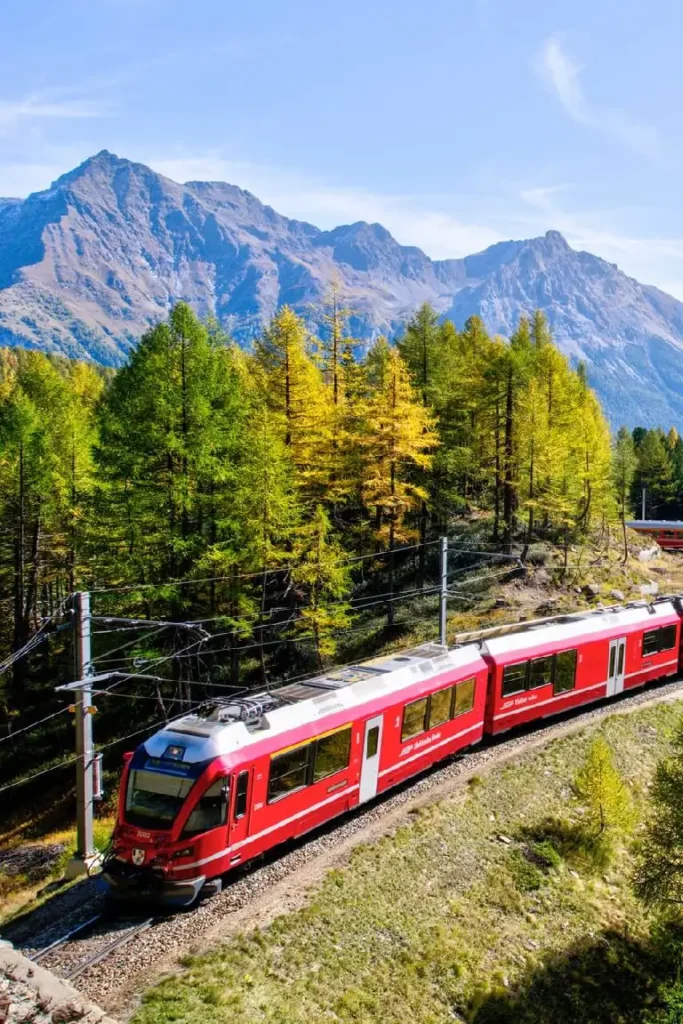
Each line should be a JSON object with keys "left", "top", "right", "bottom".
{"left": 483, "top": 601, "right": 681, "bottom": 735}
{"left": 625, "top": 520, "right": 683, "bottom": 551}
{"left": 104, "top": 642, "right": 488, "bottom": 906}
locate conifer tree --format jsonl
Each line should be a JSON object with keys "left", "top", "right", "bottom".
{"left": 495, "top": 317, "right": 532, "bottom": 551}
{"left": 226, "top": 390, "right": 299, "bottom": 680}
{"left": 255, "top": 306, "right": 333, "bottom": 507}
{"left": 362, "top": 340, "right": 438, "bottom": 622}
{"left": 290, "top": 505, "right": 353, "bottom": 663}
{"left": 362, "top": 340, "right": 438, "bottom": 548}
{"left": 574, "top": 735, "right": 633, "bottom": 861}
{"left": 397, "top": 302, "right": 441, "bottom": 408}
{"left": 397, "top": 302, "right": 442, "bottom": 579}
{"left": 0, "top": 353, "right": 77, "bottom": 705}
{"left": 612, "top": 427, "right": 638, "bottom": 560}
{"left": 632, "top": 429, "right": 675, "bottom": 518}
{"left": 319, "top": 280, "right": 352, "bottom": 409}
{"left": 317, "top": 284, "right": 360, "bottom": 510}
{"left": 94, "top": 302, "right": 245, "bottom": 597}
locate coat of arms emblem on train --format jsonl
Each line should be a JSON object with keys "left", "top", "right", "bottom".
{"left": 132, "top": 848, "right": 145, "bottom": 866}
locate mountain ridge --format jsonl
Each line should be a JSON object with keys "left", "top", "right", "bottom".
{"left": 1, "top": 150, "right": 683, "bottom": 426}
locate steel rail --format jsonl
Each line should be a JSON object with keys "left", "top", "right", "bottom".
{"left": 63, "top": 917, "right": 156, "bottom": 981}
{"left": 29, "top": 913, "right": 104, "bottom": 963}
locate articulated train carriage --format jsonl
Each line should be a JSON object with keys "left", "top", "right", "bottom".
{"left": 104, "top": 597, "right": 682, "bottom": 906}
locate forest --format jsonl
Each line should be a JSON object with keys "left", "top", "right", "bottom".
{"left": 0, "top": 298, "right": 669, "bottom": 803}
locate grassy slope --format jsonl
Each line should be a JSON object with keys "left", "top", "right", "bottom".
{"left": 134, "top": 702, "right": 683, "bottom": 1024}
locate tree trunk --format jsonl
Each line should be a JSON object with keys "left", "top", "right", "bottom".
{"left": 419, "top": 499, "right": 427, "bottom": 589}
{"left": 502, "top": 366, "right": 515, "bottom": 553}
{"left": 526, "top": 437, "right": 535, "bottom": 549}
{"left": 12, "top": 443, "right": 27, "bottom": 709}
{"left": 493, "top": 397, "right": 501, "bottom": 542}
{"left": 387, "top": 519, "right": 395, "bottom": 629}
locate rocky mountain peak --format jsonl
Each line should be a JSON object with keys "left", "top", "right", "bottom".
{"left": 1, "top": 152, "right": 683, "bottom": 428}
{"left": 540, "top": 229, "right": 570, "bottom": 252}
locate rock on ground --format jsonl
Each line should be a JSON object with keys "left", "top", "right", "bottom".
{"left": 0, "top": 943, "right": 118, "bottom": 1024}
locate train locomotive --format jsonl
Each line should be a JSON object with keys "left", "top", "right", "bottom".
{"left": 103, "top": 596, "right": 682, "bottom": 906}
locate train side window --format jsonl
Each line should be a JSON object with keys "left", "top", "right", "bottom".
{"left": 234, "top": 771, "right": 249, "bottom": 820}
{"left": 401, "top": 697, "right": 428, "bottom": 741}
{"left": 268, "top": 744, "right": 311, "bottom": 803}
{"left": 643, "top": 629, "right": 660, "bottom": 656}
{"left": 659, "top": 625, "right": 677, "bottom": 652}
{"left": 554, "top": 649, "right": 577, "bottom": 694}
{"left": 502, "top": 662, "right": 528, "bottom": 697}
{"left": 529, "top": 656, "right": 553, "bottom": 689}
{"left": 453, "top": 677, "right": 476, "bottom": 716}
{"left": 313, "top": 727, "right": 352, "bottom": 783}
{"left": 429, "top": 687, "right": 453, "bottom": 728}
{"left": 182, "top": 777, "right": 229, "bottom": 836}
{"left": 366, "top": 726, "right": 379, "bottom": 758}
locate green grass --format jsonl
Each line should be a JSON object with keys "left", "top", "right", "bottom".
{"left": 133, "top": 701, "right": 683, "bottom": 1024}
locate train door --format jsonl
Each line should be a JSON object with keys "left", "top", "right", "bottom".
{"left": 228, "top": 768, "right": 251, "bottom": 862}
{"left": 607, "top": 638, "right": 627, "bottom": 696}
{"left": 359, "top": 715, "right": 383, "bottom": 804}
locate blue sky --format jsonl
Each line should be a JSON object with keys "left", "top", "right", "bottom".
{"left": 3, "top": 0, "right": 683, "bottom": 295}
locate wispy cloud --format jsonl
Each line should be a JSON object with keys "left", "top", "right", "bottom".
{"left": 0, "top": 91, "right": 109, "bottom": 133}
{"left": 519, "top": 184, "right": 573, "bottom": 211}
{"left": 536, "top": 37, "right": 661, "bottom": 162}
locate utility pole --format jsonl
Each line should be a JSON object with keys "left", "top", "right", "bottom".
{"left": 54, "top": 602, "right": 206, "bottom": 879}
{"left": 439, "top": 536, "right": 448, "bottom": 647}
{"left": 59, "top": 592, "right": 101, "bottom": 879}
{"left": 642, "top": 487, "right": 647, "bottom": 521}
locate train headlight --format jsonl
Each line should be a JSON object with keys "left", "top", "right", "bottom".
{"left": 171, "top": 846, "right": 195, "bottom": 860}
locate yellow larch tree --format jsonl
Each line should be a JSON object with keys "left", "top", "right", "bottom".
{"left": 255, "top": 306, "right": 333, "bottom": 507}
{"left": 361, "top": 339, "right": 439, "bottom": 550}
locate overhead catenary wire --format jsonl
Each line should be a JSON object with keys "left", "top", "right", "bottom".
{"left": 0, "top": 553, "right": 498, "bottom": 749}
{"left": 0, "top": 755, "right": 80, "bottom": 795}
{"left": 0, "top": 538, "right": 514, "bottom": 790}
{"left": 88, "top": 539, "right": 442, "bottom": 595}
{"left": 0, "top": 591, "right": 74, "bottom": 678}
{"left": 88, "top": 623, "right": 172, "bottom": 667}
{"left": 0, "top": 699, "right": 211, "bottom": 795}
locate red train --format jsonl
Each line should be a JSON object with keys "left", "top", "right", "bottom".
{"left": 104, "top": 597, "right": 682, "bottom": 906}
{"left": 625, "top": 520, "right": 683, "bottom": 551}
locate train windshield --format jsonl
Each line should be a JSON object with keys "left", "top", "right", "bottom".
{"left": 125, "top": 768, "right": 194, "bottom": 829}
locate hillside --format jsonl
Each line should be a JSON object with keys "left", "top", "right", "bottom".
{"left": 2, "top": 152, "right": 683, "bottom": 424}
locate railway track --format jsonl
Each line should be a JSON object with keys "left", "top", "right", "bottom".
{"left": 27, "top": 912, "right": 157, "bottom": 981}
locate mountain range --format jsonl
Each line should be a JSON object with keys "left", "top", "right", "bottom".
{"left": 1, "top": 149, "right": 683, "bottom": 427}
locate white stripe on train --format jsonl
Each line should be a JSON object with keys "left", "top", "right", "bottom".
{"left": 492, "top": 659, "right": 678, "bottom": 723}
